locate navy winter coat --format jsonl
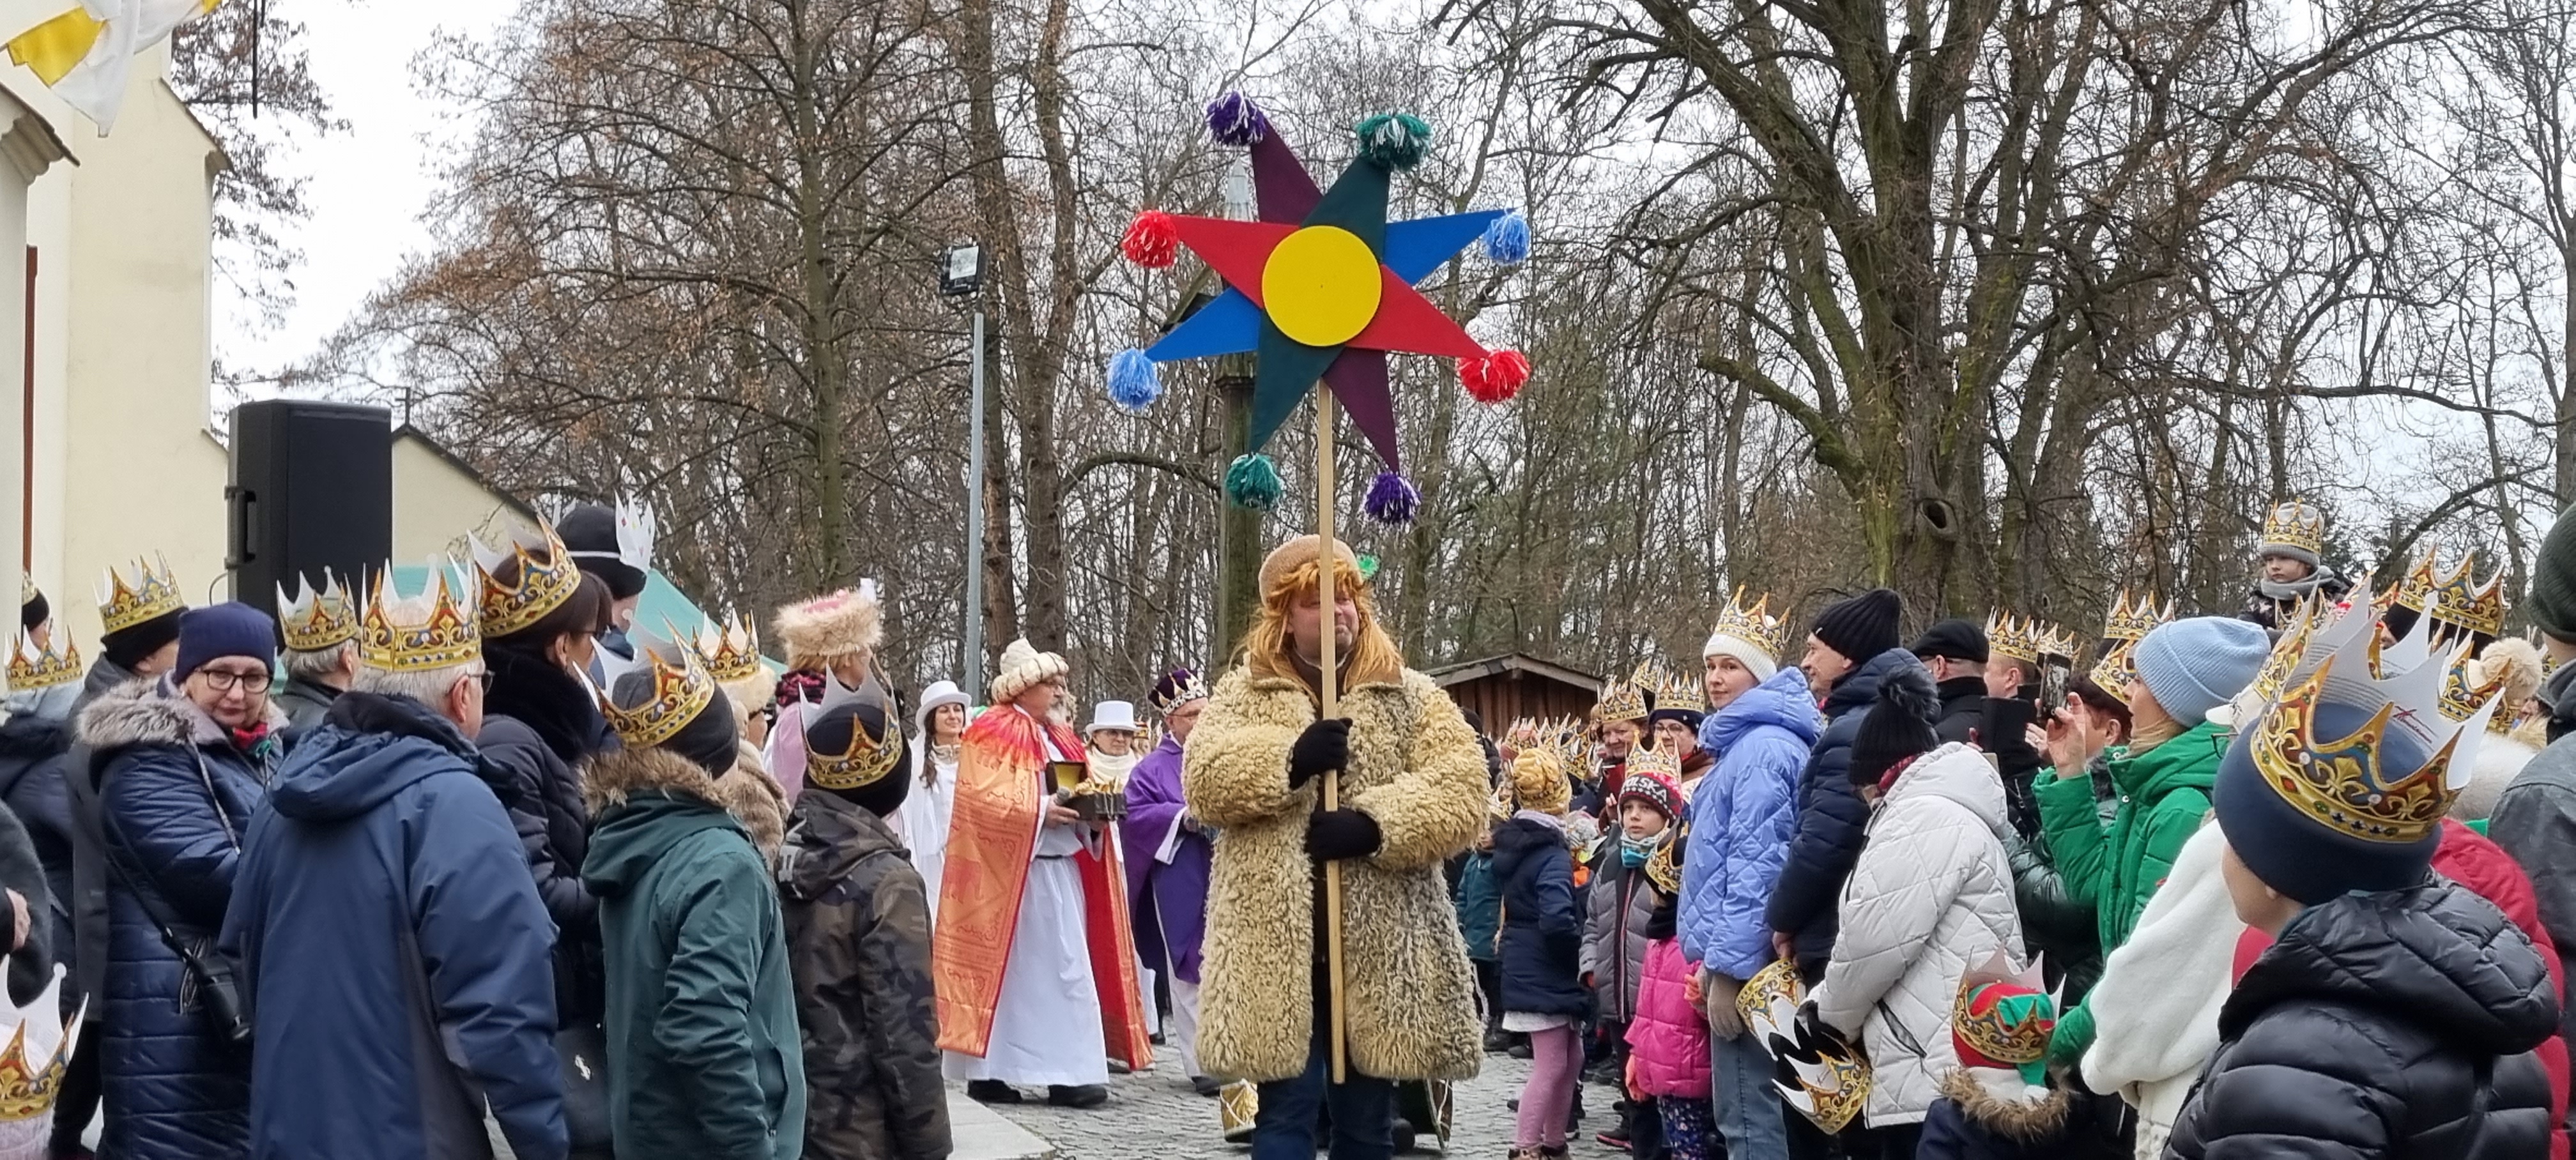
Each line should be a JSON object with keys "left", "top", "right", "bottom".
{"left": 78, "top": 680, "right": 277, "bottom": 1160}
{"left": 1492, "top": 814, "right": 1586, "bottom": 1018}
{"left": 1765, "top": 648, "right": 1926, "bottom": 972}
{"left": 0, "top": 712, "right": 72, "bottom": 1002}
{"left": 1916, "top": 1080, "right": 2075, "bottom": 1160}
{"left": 222, "top": 691, "right": 568, "bottom": 1160}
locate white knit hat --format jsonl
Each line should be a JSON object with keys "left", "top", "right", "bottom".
{"left": 1702, "top": 630, "right": 1779, "bottom": 682}
{"left": 990, "top": 637, "right": 1070, "bottom": 703}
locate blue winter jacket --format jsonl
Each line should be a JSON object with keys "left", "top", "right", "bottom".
{"left": 1492, "top": 814, "right": 1587, "bottom": 1017}
{"left": 221, "top": 691, "right": 569, "bottom": 1160}
{"left": 1681, "top": 667, "right": 1821, "bottom": 979}
{"left": 77, "top": 679, "right": 277, "bottom": 1160}
{"left": 1763, "top": 648, "right": 1928, "bottom": 972}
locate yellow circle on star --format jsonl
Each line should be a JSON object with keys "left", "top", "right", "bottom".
{"left": 1261, "top": 225, "right": 1383, "bottom": 347}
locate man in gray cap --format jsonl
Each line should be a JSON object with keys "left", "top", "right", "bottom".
{"left": 2488, "top": 501, "right": 2576, "bottom": 1131}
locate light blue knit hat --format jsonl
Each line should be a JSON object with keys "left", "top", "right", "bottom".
{"left": 2132, "top": 616, "right": 2272, "bottom": 724}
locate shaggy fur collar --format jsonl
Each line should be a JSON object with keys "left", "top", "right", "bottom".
{"left": 586, "top": 742, "right": 774, "bottom": 861}
{"left": 1936, "top": 1067, "right": 2071, "bottom": 1141}
{"left": 75, "top": 678, "right": 287, "bottom": 751}
{"left": 719, "top": 742, "right": 786, "bottom": 867}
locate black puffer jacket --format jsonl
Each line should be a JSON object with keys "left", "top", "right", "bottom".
{"left": 0, "top": 713, "right": 73, "bottom": 998}
{"left": 2166, "top": 878, "right": 2560, "bottom": 1159}
{"left": 1492, "top": 815, "right": 1587, "bottom": 1018}
{"left": 1765, "top": 647, "right": 1926, "bottom": 972}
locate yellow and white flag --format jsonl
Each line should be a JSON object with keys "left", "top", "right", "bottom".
{"left": 5, "top": 0, "right": 219, "bottom": 134}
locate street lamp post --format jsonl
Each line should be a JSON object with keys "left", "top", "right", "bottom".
{"left": 941, "top": 242, "right": 988, "bottom": 701}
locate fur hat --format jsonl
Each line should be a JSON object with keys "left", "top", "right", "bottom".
{"left": 1259, "top": 535, "right": 1363, "bottom": 595}
{"left": 1508, "top": 745, "right": 1570, "bottom": 816}
{"left": 774, "top": 582, "right": 883, "bottom": 670}
{"left": 990, "top": 637, "right": 1070, "bottom": 704}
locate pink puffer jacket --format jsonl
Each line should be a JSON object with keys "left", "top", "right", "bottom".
{"left": 1625, "top": 937, "right": 1711, "bottom": 1099}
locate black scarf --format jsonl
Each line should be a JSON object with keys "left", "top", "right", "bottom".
{"left": 484, "top": 640, "right": 609, "bottom": 764}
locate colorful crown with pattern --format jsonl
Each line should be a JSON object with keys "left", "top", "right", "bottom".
{"left": 5, "top": 630, "right": 77, "bottom": 694}
{"left": 1643, "top": 835, "right": 1681, "bottom": 895}
{"left": 1149, "top": 668, "right": 1212, "bottom": 716}
{"left": 1738, "top": 958, "right": 1869, "bottom": 1134}
{"left": 93, "top": 556, "right": 182, "bottom": 636}
{"left": 2386, "top": 546, "right": 2441, "bottom": 615}
{"left": 2426, "top": 552, "right": 2508, "bottom": 643}
{"left": 2087, "top": 639, "right": 2141, "bottom": 706}
{"left": 2261, "top": 498, "right": 2328, "bottom": 557}
{"left": 1595, "top": 668, "right": 1649, "bottom": 722}
{"left": 470, "top": 520, "right": 583, "bottom": 638}
{"left": 691, "top": 613, "right": 765, "bottom": 686}
{"left": 1950, "top": 954, "right": 2054, "bottom": 1069}
{"left": 1647, "top": 666, "right": 1703, "bottom": 715}
{"left": 360, "top": 563, "right": 484, "bottom": 672}
{"left": 2439, "top": 649, "right": 2508, "bottom": 731}
{"left": 1989, "top": 613, "right": 2076, "bottom": 667}
{"left": 0, "top": 965, "right": 83, "bottom": 1124}
{"left": 2102, "top": 589, "right": 2171, "bottom": 645}
{"left": 597, "top": 632, "right": 717, "bottom": 750}
{"left": 805, "top": 672, "right": 904, "bottom": 791}
{"left": 2245, "top": 596, "right": 2330, "bottom": 709}
{"left": 277, "top": 572, "right": 359, "bottom": 653}
{"left": 2251, "top": 650, "right": 2482, "bottom": 846}
{"left": 1709, "top": 587, "right": 1789, "bottom": 657}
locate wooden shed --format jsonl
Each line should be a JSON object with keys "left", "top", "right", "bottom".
{"left": 1428, "top": 654, "right": 1604, "bottom": 736}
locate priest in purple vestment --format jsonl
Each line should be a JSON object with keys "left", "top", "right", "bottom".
{"left": 1124, "top": 666, "right": 1218, "bottom": 1095}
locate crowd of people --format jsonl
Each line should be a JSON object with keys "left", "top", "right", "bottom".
{"left": 0, "top": 492, "right": 2563, "bottom": 1160}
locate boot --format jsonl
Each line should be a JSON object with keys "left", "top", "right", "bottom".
{"left": 1048, "top": 1084, "right": 1110, "bottom": 1109}
{"left": 965, "top": 1080, "right": 1022, "bottom": 1104}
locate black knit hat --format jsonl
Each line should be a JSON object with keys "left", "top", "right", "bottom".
{"left": 805, "top": 699, "right": 912, "bottom": 818}
{"left": 101, "top": 607, "right": 185, "bottom": 671}
{"left": 20, "top": 588, "right": 45, "bottom": 634}
{"left": 1813, "top": 588, "right": 1903, "bottom": 662}
{"left": 1910, "top": 618, "right": 1988, "bottom": 664}
{"left": 610, "top": 668, "right": 740, "bottom": 778}
{"left": 1848, "top": 663, "right": 1940, "bottom": 786}
{"left": 559, "top": 503, "right": 648, "bottom": 600}
{"left": 2533, "top": 503, "right": 2576, "bottom": 643}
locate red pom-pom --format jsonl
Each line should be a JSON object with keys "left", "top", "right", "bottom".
{"left": 1460, "top": 348, "right": 1529, "bottom": 403}
{"left": 1121, "top": 210, "right": 1181, "bottom": 268}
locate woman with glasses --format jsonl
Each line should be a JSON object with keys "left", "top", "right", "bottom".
{"left": 77, "top": 601, "right": 282, "bottom": 1160}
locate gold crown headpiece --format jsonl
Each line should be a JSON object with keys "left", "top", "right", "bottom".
{"left": 2260, "top": 498, "right": 2328, "bottom": 558}
{"left": 2086, "top": 638, "right": 2140, "bottom": 706}
{"left": 1950, "top": 952, "right": 2057, "bottom": 1068}
{"left": 470, "top": 520, "right": 583, "bottom": 639}
{"left": 1708, "top": 587, "right": 1790, "bottom": 658}
{"left": 0, "top": 964, "right": 84, "bottom": 1122}
{"left": 1736, "top": 959, "right": 1870, "bottom": 1134}
{"left": 1643, "top": 836, "right": 1681, "bottom": 896}
{"left": 1627, "top": 742, "right": 1681, "bottom": 783}
{"left": 2101, "top": 589, "right": 2171, "bottom": 645}
{"left": 277, "top": 572, "right": 360, "bottom": 653}
{"left": 1988, "top": 613, "right": 2076, "bottom": 666}
{"left": 805, "top": 671, "right": 905, "bottom": 791}
{"left": 1648, "top": 666, "right": 1703, "bottom": 717}
{"left": 2426, "top": 552, "right": 2507, "bottom": 643}
{"left": 359, "top": 562, "right": 484, "bottom": 672}
{"left": 2248, "top": 613, "right": 2489, "bottom": 848}
{"left": 2387, "top": 546, "right": 2441, "bottom": 615}
{"left": 5, "top": 630, "right": 77, "bottom": 694}
{"left": 1595, "top": 668, "right": 1649, "bottom": 722}
{"left": 692, "top": 612, "right": 765, "bottom": 686}
{"left": 2438, "top": 649, "right": 2510, "bottom": 733}
{"left": 94, "top": 556, "right": 182, "bottom": 636}
{"left": 597, "top": 632, "right": 718, "bottom": 751}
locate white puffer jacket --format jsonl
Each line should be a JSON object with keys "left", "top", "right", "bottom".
{"left": 1811, "top": 743, "right": 2023, "bottom": 1127}
{"left": 2080, "top": 818, "right": 2239, "bottom": 1159}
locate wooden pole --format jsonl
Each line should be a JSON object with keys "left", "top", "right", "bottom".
{"left": 1316, "top": 386, "right": 1347, "bottom": 1086}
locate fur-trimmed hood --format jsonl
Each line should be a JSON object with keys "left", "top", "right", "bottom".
{"left": 718, "top": 741, "right": 786, "bottom": 869}
{"left": 1935, "top": 1067, "right": 2071, "bottom": 1141}
{"left": 581, "top": 744, "right": 770, "bottom": 901}
{"left": 75, "top": 677, "right": 287, "bottom": 752}
{"left": 584, "top": 742, "right": 735, "bottom": 816}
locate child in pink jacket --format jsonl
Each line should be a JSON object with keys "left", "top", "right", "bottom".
{"left": 1625, "top": 788, "right": 1713, "bottom": 1160}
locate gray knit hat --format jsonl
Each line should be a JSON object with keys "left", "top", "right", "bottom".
{"left": 2132, "top": 617, "right": 2271, "bottom": 725}
{"left": 2532, "top": 503, "right": 2576, "bottom": 643}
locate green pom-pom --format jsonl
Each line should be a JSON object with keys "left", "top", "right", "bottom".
{"left": 1354, "top": 112, "right": 1433, "bottom": 171}
{"left": 1356, "top": 554, "right": 1381, "bottom": 581}
{"left": 1225, "top": 453, "right": 1284, "bottom": 511}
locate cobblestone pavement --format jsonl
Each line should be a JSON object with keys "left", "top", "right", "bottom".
{"left": 982, "top": 1048, "right": 1633, "bottom": 1160}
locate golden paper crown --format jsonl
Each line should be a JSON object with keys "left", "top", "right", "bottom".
{"left": 5, "top": 630, "right": 77, "bottom": 694}
{"left": 360, "top": 563, "right": 484, "bottom": 672}
{"left": 1627, "top": 743, "right": 1681, "bottom": 782}
{"left": 2253, "top": 655, "right": 2474, "bottom": 845}
{"left": 1643, "top": 837, "right": 1680, "bottom": 895}
{"left": 94, "top": 556, "right": 182, "bottom": 636}
{"left": 1736, "top": 959, "right": 1869, "bottom": 1134}
{"left": 1988, "top": 613, "right": 2074, "bottom": 666}
{"left": 2102, "top": 590, "right": 2170, "bottom": 645}
{"left": 2388, "top": 546, "right": 2441, "bottom": 615}
{"left": 1648, "top": 666, "right": 1703, "bottom": 716}
{"left": 2438, "top": 652, "right": 2507, "bottom": 730}
{"left": 2245, "top": 597, "right": 2328, "bottom": 709}
{"left": 277, "top": 572, "right": 359, "bottom": 653}
{"left": 1596, "top": 668, "right": 1648, "bottom": 722}
{"left": 598, "top": 633, "right": 718, "bottom": 751}
{"left": 692, "top": 613, "right": 765, "bottom": 685}
{"left": 2087, "top": 639, "right": 2140, "bottom": 706}
{"left": 1709, "top": 587, "right": 1789, "bottom": 657}
{"left": 2261, "top": 499, "right": 2328, "bottom": 557}
{"left": 470, "top": 520, "right": 583, "bottom": 639}
{"left": 2426, "top": 553, "right": 2507, "bottom": 642}
{"left": 0, "top": 965, "right": 82, "bottom": 1122}
{"left": 805, "top": 673, "right": 904, "bottom": 791}
{"left": 1950, "top": 954, "right": 2054, "bottom": 1067}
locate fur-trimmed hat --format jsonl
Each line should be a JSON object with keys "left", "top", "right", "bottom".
{"left": 774, "top": 581, "right": 883, "bottom": 671}
{"left": 1259, "top": 535, "right": 1362, "bottom": 595}
{"left": 991, "top": 637, "right": 1070, "bottom": 704}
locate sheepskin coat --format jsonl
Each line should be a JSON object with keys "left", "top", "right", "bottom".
{"left": 1183, "top": 664, "right": 1487, "bottom": 1083}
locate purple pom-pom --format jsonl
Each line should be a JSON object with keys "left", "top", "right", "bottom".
{"left": 1364, "top": 470, "right": 1420, "bottom": 525}
{"left": 1206, "top": 91, "right": 1269, "bottom": 147}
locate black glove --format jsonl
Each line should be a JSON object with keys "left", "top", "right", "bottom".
{"left": 1287, "top": 718, "right": 1352, "bottom": 790}
{"left": 1305, "top": 807, "right": 1383, "bottom": 862}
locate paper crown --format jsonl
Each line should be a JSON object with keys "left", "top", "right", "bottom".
{"left": 2087, "top": 639, "right": 2141, "bottom": 706}
{"left": 1149, "top": 668, "right": 1211, "bottom": 716}
{"left": 1710, "top": 587, "right": 1789, "bottom": 657}
{"left": 470, "top": 520, "right": 583, "bottom": 639}
{"left": 1643, "top": 835, "right": 1681, "bottom": 896}
{"left": 277, "top": 572, "right": 359, "bottom": 653}
{"left": 5, "top": 631, "right": 76, "bottom": 694}
{"left": 2385, "top": 546, "right": 2441, "bottom": 615}
{"left": 360, "top": 563, "right": 484, "bottom": 672}
{"left": 94, "top": 556, "right": 182, "bottom": 636}
{"left": 805, "top": 673, "right": 904, "bottom": 791}
{"left": 1646, "top": 666, "right": 1703, "bottom": 717}
{"left": 597, "top": 632, "right": 717, "bottom": 751}
{"left": 2247, "top": 619, "right": 2488, "bottom": 846}
{"left": 692, "top": 613, "right": 765, "bottom": 686}
{"left": 2102, "top": 589, "right": 2171, "bottom": 645}
{"left": 2425, "top": 552, "right": 2508, "bottom": 643}
{"left": 1627, "top": 743, "right": 1681, "bottom": 782}
{"left": 13, "top": 575, "right": 29, "bottom": 611}
{"left": 611, "top": 496, "right": 657, "bottom": 572}
{"left": 0, "top": 964, "right": 84, "bottom": 1131}
{"left": 2261, "top": 498, "right": 2328, "bottom": 556}
{"left": 2439, "top": 649, "right": 2510, "bottom": 732}
{"left": 1737, "top": 958, "right": 1869, "bottom": 1134}
{"left": 1988, "top": 613, "right": 2076, "bottom": 666}
{"left": 1595, "top": 669, "right": 1649, "bottom": 723}
{"left": 1949, "top": 953, "right": 2054, "bottom": 1070}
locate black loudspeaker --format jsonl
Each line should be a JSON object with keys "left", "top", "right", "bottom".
{"left": 227, "top": 401, "right": 394, "bottom": 621}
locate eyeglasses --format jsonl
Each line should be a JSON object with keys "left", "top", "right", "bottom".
{"left": 472, "top": 670, "right": 495, "bottom": 694}
{"left": 198, "top": 669, "right": 272, "bottom": 694}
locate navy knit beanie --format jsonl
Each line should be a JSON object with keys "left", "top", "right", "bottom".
{"left": 1848, "top": 663, "right": 1940, "bottom": 786}
{"left": 175, "top": 602, "right": 277, "bottom": 679}
{"left": 1813, "top": 589, "right": 1902, "bottom": 662}
{"left": 2214, "top": 699, "right": 2439, "bottom": 904}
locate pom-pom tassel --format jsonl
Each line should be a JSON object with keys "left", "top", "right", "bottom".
{"left": 1482, "top": 210, "right": 1529, "bottom": 266}
{"left": 1354, "top": 111, "right": 1434, "bottom": 171}
{"left": 1121, "top": 210, "right": 1181, "bottom": 268}
{"left": 1206, "top": 91, "right": 1271, "bottom": 147}
{"left": 1459, "top": 348, "right": 1531, "bottom": 403}
{"left": 1225, "top": 454, "right": 1285, "bottom": 511}
{"left": 1107, "top": 349, "right": 1162, "bottom": 412}
{"left": 1365, "top": 470, "right": 1421, "bottom": 525}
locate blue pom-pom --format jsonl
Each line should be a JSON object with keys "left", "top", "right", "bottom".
{"left": 1482, "top": 211, "right": 1529, "bottom": 266}
{"left": 1225, "top": 454, "right": 1284, "bottom": 512}
{"left": 1107, "top": 349, "right": 1161, "bottom": 412}
{"left": 1206, "top": 91, "right": 1269, "bottom": 147}
{"left": 1354, "top": 111, "right": 1434, "bottom": 171}
{"left": 1364, "top": 471, "right": 1420, "bottom": 524}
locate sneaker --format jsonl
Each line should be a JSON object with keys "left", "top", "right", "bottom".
{"left": 1595, "top": 1131, "right": 1631, "bottom": 1151}
{"left": 965, "top": 1080, "right": 1022, "bottom": 1104}
{"left": 1191, "top": 1075, "right": 1225, "bottom": 1097}
{"left": 1048, "top": 1084, "right": 1110, "bottom": 1109}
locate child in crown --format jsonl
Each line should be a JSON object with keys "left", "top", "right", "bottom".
{"left": 1915, "top": 961, "right": 2073, "bottom": 1160}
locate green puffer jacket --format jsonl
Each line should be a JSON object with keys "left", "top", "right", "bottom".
{"left": 583, "top": 747, "right": 808, "bottom": 1160}
{"left": 2010, "top": 754, "right": 2118, "bottom": 1004}
{"left": 2035, "top": 720, "right": 2228, "bottom": 1066}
